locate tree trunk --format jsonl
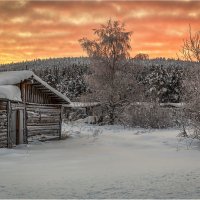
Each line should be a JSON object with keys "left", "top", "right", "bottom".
{"left": 109, "top": 104, "right": 115, "bottom": 125}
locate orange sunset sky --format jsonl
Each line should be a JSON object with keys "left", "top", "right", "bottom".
{"left": 0, "top": 0, "right": 199, "bottom": 64}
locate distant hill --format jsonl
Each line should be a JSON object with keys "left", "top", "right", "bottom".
{"left": 0, "top": 57, "right": 198, "bottom": 72}
{"left": 0, "top": 57, "right": 90, "bottom": 72}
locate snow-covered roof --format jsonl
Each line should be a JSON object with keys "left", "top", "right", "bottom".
{"left": 0, "top": 70, "right": 70, "bottom": 103}
{"left": 131, "top": 102, "right": 184, "bottom": 108}
{"left": 0, "top": 70, "right": 33, "bottom": 85}
{"left": 64, "top": 102, "right": 100, "bottom": 108}
{"left": 0, "top": 85, "right": 22, "bottom": 101}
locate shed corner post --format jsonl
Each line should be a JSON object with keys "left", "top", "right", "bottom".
{"left": 59, "top": 105, "right": 64, "bottom": 140}
{"left": 7, "top": 100, "right": 12, "bottom": 148}
{"left": 24, "top": 102, "right": 28, "bottom": 144}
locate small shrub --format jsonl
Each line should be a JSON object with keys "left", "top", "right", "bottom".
{"left": 120, "top": 103, "right": 180, "bottom": 129}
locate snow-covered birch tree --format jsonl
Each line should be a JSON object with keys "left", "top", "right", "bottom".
{"left": 79, "top": 20, "right": 133, "bottom": 124}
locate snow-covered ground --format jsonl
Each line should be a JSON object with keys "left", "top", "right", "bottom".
{"left": 0, "top": 122, "right": 200, "bottom": 198}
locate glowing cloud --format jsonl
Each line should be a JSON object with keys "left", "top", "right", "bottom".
{"left": 0, "top": 0, "right": 199, "bottom": 64}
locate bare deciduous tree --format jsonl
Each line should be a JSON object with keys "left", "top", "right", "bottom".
{"left": 180, "top": 64, "right": 200, "bottom": 139}
{"left": 79, "top": 20, "right": 133, "bottom": 124}
{"left": 180, "top": 26, "right": 200, "bottom": 62}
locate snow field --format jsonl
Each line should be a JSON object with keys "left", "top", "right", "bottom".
{"left": 0, "top": 122, "right": 200, "bottom": 198}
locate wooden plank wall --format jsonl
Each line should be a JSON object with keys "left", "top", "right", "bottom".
{"left": 0, "top": 100, "right": 8, "bottom": 148}
{"left": 26, "top": 104, "right": 62, "bottom": 139}
{"left": 1, "top": 100, "right": 63, "bottom": 147}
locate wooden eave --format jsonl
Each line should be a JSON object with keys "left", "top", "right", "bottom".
{"left": 27, "top": 78, "right": 67, "bottom": 104}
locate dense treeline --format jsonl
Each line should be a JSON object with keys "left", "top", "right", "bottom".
{"left": 1, "top": 56, "right": 200, "bottom": 130}
{"left": 0, "top": 57, "right": 199, "bottom": 103}
{"left": 0, "top": 57, "right": 90, "bottom": 101}
{"left": 0, "top": 57, "right": 90, "bottom": 71}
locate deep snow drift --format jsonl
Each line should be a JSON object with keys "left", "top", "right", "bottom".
{"left": 0, "top": 123, "right": 200, "bottom": 198}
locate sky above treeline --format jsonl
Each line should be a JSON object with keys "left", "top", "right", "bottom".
{"left": 0, "top": 0, "right": 199, "bottom": 64}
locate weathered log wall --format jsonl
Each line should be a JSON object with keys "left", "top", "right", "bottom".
{"left": 0, "top": 100, "right": 8, "bottom": 148}
{"left": 1, "top": 100, "right": 63, "bottom": 148}
{"left": 26, "top": 104, "right": 62, "bottom": 139}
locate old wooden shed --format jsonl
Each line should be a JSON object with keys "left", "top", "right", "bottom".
{"left": 0, "top": 70, "right": 70, "bottom": 148}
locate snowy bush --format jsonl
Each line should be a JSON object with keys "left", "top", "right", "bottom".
{"left": 179, "top": 65, "right": 200, "bottom": 140}
{"left": 140, "top": 65, "right": 184, "bottom": 103}
{"left": 120, "top": 103, "right": 180, "bottom": 128}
